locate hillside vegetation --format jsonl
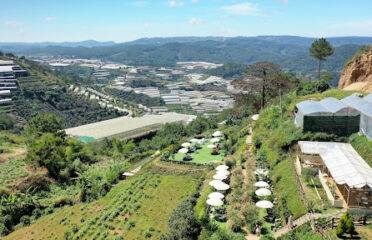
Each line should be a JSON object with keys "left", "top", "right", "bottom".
{"left": 1, "top": 57, "right": 125, "bottom": 128}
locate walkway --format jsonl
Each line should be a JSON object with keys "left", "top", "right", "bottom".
{"left": 273, "top": 209, "right": 346, "bottom": 238}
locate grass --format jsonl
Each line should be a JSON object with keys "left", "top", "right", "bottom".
{"left": 0, "top": 157, "right": 28, "bottom": 188}
{"left": 174, "top": 139, "right": 224, "bottom": 164}
{"left": 4, "top": 165, "right": 200, "bottom": 240}
{"left": 271, "top": 159, "right": 307, "bottom": 219}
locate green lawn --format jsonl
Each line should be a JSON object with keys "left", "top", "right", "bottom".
{"left": 174, "top": 139, "right": 224, "bottom": 164}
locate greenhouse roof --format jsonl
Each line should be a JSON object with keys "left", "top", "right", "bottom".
{"left": 341, "top": 95, "right": 372, "bottom": 117}
{"left": 319, "top": 97, "right": 350, "bottom": 113}
{"left": 296, "top": 100, "right": 330, "bottom": 115}
{"left": 364, "top": 93, "right": 372, "bottom": 104}
{"left": 296, "top": 98, "right": 357, "bottom": 115}
{"left": 299, "top": 141, "right": 372, "bottom": 189}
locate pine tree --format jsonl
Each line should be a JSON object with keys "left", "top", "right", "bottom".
{"left": 309, "top": 38, "right": 334, "bottom": 80}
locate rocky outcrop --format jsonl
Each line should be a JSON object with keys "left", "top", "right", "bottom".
{"left": 338, "top": 46, "right": 372, "bottom": 92}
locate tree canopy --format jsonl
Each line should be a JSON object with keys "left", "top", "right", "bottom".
{"left": 309, "top": 38, "right": 334, "bottom": 79}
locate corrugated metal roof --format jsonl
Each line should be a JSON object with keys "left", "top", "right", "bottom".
{"left": 299, "top": 141, "right": 372, "bottom": 189}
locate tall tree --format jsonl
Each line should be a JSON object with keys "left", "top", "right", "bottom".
{"left": 246, "top": 61, "right": 281, "bottom": 110}
{"left": 309, "top": 38, "right": 334, "bottom": 80}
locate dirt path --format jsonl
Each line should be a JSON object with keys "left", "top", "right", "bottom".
{"left": 0, "top": 147, "right": 27, "bottom": 162}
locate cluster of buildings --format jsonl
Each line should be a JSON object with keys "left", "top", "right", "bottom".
{"left": 0, "top": 60, "right": 27, "bottom": 105}
{"left": 176, "top": 61, "right": 223, "bottom": 70}
{"left": 294, "top": 94, "right": 372, "bottom": 211}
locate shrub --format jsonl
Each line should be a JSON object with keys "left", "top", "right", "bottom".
{"left": 227, "top": 214, "right": 243, "bottom": 232}
{"left": 53, "top": 196, "right": 74, "bottom": 207}
{"left": 0, "top": 187, "right": 11, "bottom": 198}
{"left": 183, "top": 154, "right": 193, "bottom": 161}
{"left": 20, "top": 215, "right": 31, "bottom": 226}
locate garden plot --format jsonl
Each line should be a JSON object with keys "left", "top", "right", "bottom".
{"left": 174, "top": 139, "right": 224, "bottom": 164}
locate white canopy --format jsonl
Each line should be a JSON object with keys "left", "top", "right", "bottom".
{"left": 254, "top": 181, "right": 270, "bottom": 188}
{"left": 251, "top": 114, "right": 260, "bottom": 121}
{"left": 211, "top": 138, "right": 221, "bottom": 143}
{"left": 255, "top": 169, "right": 269, "bottom": 176}
{"left": 123, "top": 172, "right": 134, "bottom": 176}
{"left": 255, "top": 188, "right": 272, "bottom": 197}
{"left": 178, "top": 148, "right": 189, "bottom": 154}
{"left": 181, "top": 142, "right": 191, "bottom": 147}
{"left": 213, "top": 173, "right": 228, "bottom": 181}
{"left": 216, "top": 165, "right": 229, "bottom": 171}
{"left": 212, "top": 131, "right": 223, "bottom": 137}
{"left": 208, "top": 192, "right": 225, "bottom": 199}
{"left": 209, "top": 180, "right": 230, "bottom": 191}
{"left": 256, "top": 200, "right": 274, "bottom": 209}
{"left": 299, "top": 141, "right": 372, "bottom": 189}
{"left": 254, "top": 169, "right": 269, "bottom": 176}
{"left": 216, "top": 169, "right": 230, "bottom": 176}
{"left": 207, "top": 144, "right": 217, "bottom": 149}
{"left": 206, "top": 198, "right": 224, "bottom": 206}
{"left": 190, "top": 138, "right": 199, "bottom": 143}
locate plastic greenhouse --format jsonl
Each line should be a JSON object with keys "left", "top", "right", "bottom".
{"left": 364, "top": 93, "right": 372, "bottom": 104}
{"left": 294, "top": 97, "right": 360, "bottom": 135}
{"left": 342, "top": 95, "right": 372, "bottom": 139}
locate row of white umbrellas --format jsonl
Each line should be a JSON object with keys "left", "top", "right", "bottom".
{"left": 206, "top": 192, "right": 225, "bottom": 207}
{"left": 254, "top": 167, "right": 274, "bottom": 209}
{"left": 207, "top": 165, "right": 230, "bottom": 207}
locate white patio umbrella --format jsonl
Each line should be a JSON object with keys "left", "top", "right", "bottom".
{"left": 209, "top": 180, "right": 230, "bottom": 191}
{"left": 254, "top": 181, "right": 270, "bottom": 188}
{"left": 216, "top": 165, "right": 229, "bottom": 171}
{"left": 212, "top": 131, "right": 223, "bottom": 137}
{"left": 208, "top": 192, "right": 224, "bottom": 199}
{"left": 206, "top": 198, "right": 224, "bottom": 207}
{"left": 216, "top": 169, "right": 230, "bottom": 176}
{"left": 178, "top": 148, "right": 188, "bottom": 154}
{"left": 211, "top": 138, "right": 220, "bottom": 143}
{"left": 190, "top": 139, "right": 199, "bottom": 143}
{"left": 207, "top": 144, "right": 217, "bottom": 149}
{"left": 256, "top": 200, "right": 274, "bottom": 209}
{"left": 255, "top": 188, "right": 272, "bottom": 197}
{"left": 254, "top": 169, "right": 269, "bottom": 176}
{"left": 251, "top": 114, "right": 260, "bottom": 121}
{"left": 181, "top": 142, "right": 191, "bottom": 147}
{"left": 213, "top": 173, "right": 228, "bottom": 181}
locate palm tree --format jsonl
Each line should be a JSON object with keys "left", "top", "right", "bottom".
{"left": 309, "top": 38, "right": 334, "bottom": 80}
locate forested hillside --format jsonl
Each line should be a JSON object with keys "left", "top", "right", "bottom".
{"left": 1, "top": 57, "right": 125, "bottom": 128}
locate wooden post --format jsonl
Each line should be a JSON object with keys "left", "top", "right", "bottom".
{"left": 331, "top": 218, "right": 334, "bottom": 229}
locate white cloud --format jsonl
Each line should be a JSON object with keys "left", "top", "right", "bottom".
{"left": 189, "top": 17, "right": 204, "bottom": 25}
{"left": 169, "top": 1, "right": 184, "bottom": 7}
{"left": 4, "top": 20, "right": 23, "bottom": 26}
{"left": 191, "top": 0, "right": 199, "bottom": 3}
{"left": 45, "top": 17, "right": 54, "bottom": 22}
{"left": 143, "top": 23, "right": 150, "bottom": 28}
{"left": 220, "top": 2, "right": 261, "bottom": 16}
{"left": 329, "top": 19, "right": 372, "bottom": 35}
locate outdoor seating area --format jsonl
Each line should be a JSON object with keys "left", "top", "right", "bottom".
{"left": 298, "top": 141, "right": 372, "bottom": 210}
{"left": 207, "top": 165, "right": 230, "bottom": 220}
{"left": 174, "top": 131, "right": 225, "bottom": 164}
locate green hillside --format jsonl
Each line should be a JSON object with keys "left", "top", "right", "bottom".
{"left": 0, "top": 57, "right": 125, "bottom": 128}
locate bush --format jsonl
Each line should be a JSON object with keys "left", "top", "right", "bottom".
{"left": 183, "top": 154, "right": 193, "bottom": 161}
{"left": 53, "top": 196, "right": 74, "bottom": 207}
{"left": 20, "top": 215, "right": 31, "bottom": 226}
{"left": 0, "top": 187, "right": 11, "bottom": 198}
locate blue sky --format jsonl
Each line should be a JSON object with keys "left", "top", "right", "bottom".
{"left": 1, "top": 0, "right": 372, "bottom": 42}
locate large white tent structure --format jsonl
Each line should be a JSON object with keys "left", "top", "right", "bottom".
{"left": 298, "top": 141, "right": 372, "bottom": 208}
{"left": 341, "top": 95, "right": 372, "bottom": 139}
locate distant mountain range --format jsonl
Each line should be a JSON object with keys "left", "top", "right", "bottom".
{"left": 1, "top": 36, "right": 372, "bottom": 82}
